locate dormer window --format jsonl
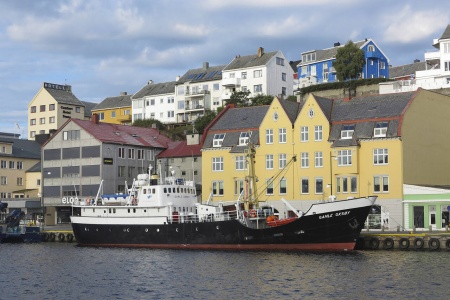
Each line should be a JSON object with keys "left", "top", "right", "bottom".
{"left": 239, "top": 132, "right": 251, "bottom": 145}
{"left": 213, "top": 133, "right": 225, "bottom": 147}
{"left": 374, "top": 122, "right": 388, "bottom": 137}
{"left": 341, "top": 124, "right": 355, "bottom": 139}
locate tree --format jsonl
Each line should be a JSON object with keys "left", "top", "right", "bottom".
{"left": 227, "top": 90, "right": 251, "bottom": 107}
{"left": 250, "top": 94, "right": 274, "bottom": 106}
{"left": 333, "top": 41, "right": 365, "bottom": 82}
{"left": 194, "top": 110, "right": 217, "bottom": 133}
{"left": 132, "top": 118, "right": 165, "bottom": 130}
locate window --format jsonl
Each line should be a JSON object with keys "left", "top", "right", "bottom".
{"left": 266, "top": 154, "right": 274, "bottom": 169}
{"left": 1, "top": 160, "right": 6, "bottom": 168}
{"left": 254, "top": 84, "right": 262, "bottom": 93}
{"left": 147, "top": 150, "right": 155, "bottom": 161}
{"left": 351, "top": 176, "right": 357, "bottom": 193}
{"left": 374, "top": 122, "right": 388, "bottom": 137}
{"left": 31, "top": 106, "right": 36, "bottom": 113}
{"left": 254, "top": 70, "right": 262, "bottom": 78}
{"left": 444, "top": 42, "right": 450, "bottom": 53}
{"left": 235, "top": 156, "right": 246, "bottom": 170}
{"left": 213, "top": 83, "right": 220, "bottom": 91}
{"left": 212, "top": 157, "right": 224, "bottom": 171}
{"left": 167, "top": 111, "right": 174, "bottom": 118}
{"left": 128, "top": 149, "right": 135, "bottom": 159}
{"left": 315, "top": 125, "right": 322, "bottom": 141}
{"left": 367, "top": 45, "right": 375, "bottom": 52}
{"left": 338, "top": 150, "right": 352, "bottom": 166}
{"left": 150, "top": 99, "right": 155, "bottom": 105}
{"left": 302, "top": 52, "right": 316, "bottom": 62}
{"left": 40, "top": 105, "right": 46, "bottom": 112}
{"left": 280, "top": 178, "right": 287, "bottom": 194}
{"left": 137, "top": 149, "right": 144, "bottom": 160}
{"left": 301, "top": 152, "right": 309, "bottom": 168}
{"left": 276, "top": 57, "right": 285, "bottom": 66}
{"left": 17, "top": 162, "right": 23, "bottom": 170}
{"left": 315, "top": 177, "right": 323, "bottom": 194}
{"left": 266, "top": 129, "right": 273, "bottom": 144}
{"left": 17, "top": 177, "right": 23, "bottom": 186}
{"left": 118, "top": 166, "right": 125, "bottom": 177}
{"left": 282, "top": 73, "right": 286, "bottom": 81}
{"left": 380, "top": 61, "right": 386, "bottom": 69}
{"left": 111, "top": 111, "right": 116, "bottom": 118}
{"left": 1, "top": 176, "right": 6, "bottom": 185}
{"left": 30, "top": 119, "right": 36, "bottom": 126}
{"left": 229, "top": 73, "right": 235, "bottom": 78}
{"left": 49, "top": 116, "right": 55, "bottom": 123}
{"left": 301, "top": 178, "right": 309, "bottom": 194}
{"left": 374, "top": 175, "right": 389, "bottom": 193}
{"left": 213, "top": 134, "right": 225, "bottom": 147}
{"left": 49, "top": 104, "right": 55, "bottom": 111}
{"left": 76, "top": 107, "right": 81, "bottom": 113}
{"left": 301, "top": 126, "right": 309, "bottom": 142}
{"left": 341, "top": 124, "right": 355, "bottom": 139}
{"left": 118, "top": 147, "right": 125, "bottom": 158}
{"left": 37, "top": 179, "right": 41, "bottom": 186}
{"left": 63, "top": 130, "right": 80, "bottom": 141}
{"left": 241, "top": 72, "right": 247, "bottom": 79}
{"left": 234, "top": 180, "right": 244, "bottom": 196}
{"left": 282, "top": 87, "right": 286, "bottom": 96}
{"left": 40, "top": 118, "right": 45, "bottom": 124}
{"left": 9, "top": 161, "right": 14, "bottom": 169}
{"left": 315, "top": 152, "right": 323, "bottom": 167}
{"left": 266, "top": 179, "right": 274, "bottom": 195}
{"left": 239, "top": 132, "right": 251, "bottom": 145}
{"left": 279, "top": 154, "right": 287, "bottom": 169}
{"left": 279, "top": 128, "right": 286, "bottom": 143}
{"left": 178, "top": 101, "right": 185, "bottom": 109}
{"left": 212, "top": 181, "right": 224, "bottom": 196}
{"left": 30, "top": 131, "right": 36, "bottom": 138}
{"left": 128, "top": 166, "right": 135, "bottom": 178}
{"left": 374, "top": 148, "right": 388, "bottom": 165}
{"left": 99, "top": 112, "right": 105, "bottom": 120}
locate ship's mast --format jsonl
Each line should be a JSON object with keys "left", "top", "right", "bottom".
{"left": 244, "top": 141, "right": 258, "bottom": 210}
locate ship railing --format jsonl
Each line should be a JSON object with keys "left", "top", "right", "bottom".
{"left": 170, "top": 210, "right": 239, "bottom": 224}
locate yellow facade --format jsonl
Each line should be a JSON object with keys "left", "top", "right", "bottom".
{"left": 91, "top": 107, "right": 132, "bottom": 125}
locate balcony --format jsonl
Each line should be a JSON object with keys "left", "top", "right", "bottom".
{"left": 424, "top": 51, "right": 440, "bottom": 61}
{"left": 185, "top": 90, "right": 210, "bottom": 98}
{"left": 222, "top": 78, "right": 241, "bottom": 87}
{"left": 185, "top": 104, "right": 205, "bottom": 111}
{"left": 365, "top": 51, "right": 381, "bottom": 59}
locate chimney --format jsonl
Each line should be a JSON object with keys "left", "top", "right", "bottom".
{"left": 414, "top": 59, "right": 420, "bottom": 63}
{"left": 120, "top": 92, "right": 127, "bottom": 96}
{"left": 334, "top": 42, "right": 340, "bottom": 47}
{"left": 148, "top": 80, "right": 153, "bottom": 85}
{"left": 176, "top": 76, "right": 180, "bottom": 81}
{"left": 203, "top": 62, "right": 209, "bottom": 69}
{"left": 91, "top": 113, "right": 99, "bottom": 124}
{"left": 257, "top": 47, "right": 264, "bottom": 58}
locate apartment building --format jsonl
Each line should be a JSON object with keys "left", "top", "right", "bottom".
{"left": 91, "top": 92, "right": 133, "bottom": 125}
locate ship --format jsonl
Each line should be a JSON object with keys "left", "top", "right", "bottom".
{"left": 71, "top": 144, "right": 377, "bottom": 251}
{"left": 0, "top": 201, "right": 41, "bottom": 243}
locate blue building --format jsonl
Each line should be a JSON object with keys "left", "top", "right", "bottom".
{"left": 297, "top": 39, "right": 389, "bottom": 88}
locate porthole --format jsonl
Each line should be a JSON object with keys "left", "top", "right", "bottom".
{"left": 96, "top": 228, "right": 99, "bottom": 232}
{"left": 145, "top": 228, "right": 148, "bottom": 232}
{"left": 195, "top": 227, "right": 198, "bottom": 231}
{"left": 157, "top": 228, "right": 160, "bottom": 232}
{"left": 216, "top": 226, "right": 219, "bottom": 230}
{"left": 176, "top": 228, "right": 179, "bottom": 232}
{"left": 127, "top": 228, "right": 130, "bottom": 232}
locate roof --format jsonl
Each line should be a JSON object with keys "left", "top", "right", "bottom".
{"left": 209, "top": 106, "right": 269, "bottom": 131}
{"left": 55, "top": 119, "right": 173, "bottom": 148}
{"left": 93, "top": 94, "right": 132, "bottom": 110}
{"left": 132, "top": 81, "right": 177, "bottom": 99}
{"left": 389, "top": 61, "right": 427, "bottom": 79}
{"left": 43, "top": 83, "right": 84, "bottom": 106}
{"left": 157, "top": 141, "right": 202, "bottom": 158}
{"left": 176, "top": 64, "right": 225, "bottom": 85}
{"left": 299, "top": 40, "right": 368, "bottom": 66}
{"left": 27, "top": 161, "right": 41, "bottom": 172}
{"left": 224, "top": 50, "right": 278, "bottom": 71}
{"left": 0, "top": 138, "right": 41, "bottom": 159}
{"left": 279, "top": 99, "right": 301, "bottom": 123}
{"left": 440, "top": 24, "right": 450, "bottom": 40}
{"left": 81, "top": 101, "right": 98, "bottom": 118}
{"left": 290, "top": 60, "right": 301, "bottom": 73}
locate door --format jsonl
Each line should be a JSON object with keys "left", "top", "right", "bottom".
{"left": 429, "top": 205, "right": 436, "bottom": 230}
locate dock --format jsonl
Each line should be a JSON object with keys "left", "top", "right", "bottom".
{"left": 357, "top": 230, "right": 450, "bottom": 250}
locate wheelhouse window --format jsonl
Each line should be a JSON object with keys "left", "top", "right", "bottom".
{"left": 374, "top": 122, "right": 388, "bottom": 137}
{"left": 213, "top": 133, "right": 225, "bottom": 147}
{"left": 341, "top": 124, "right": 355, "bottom": 139}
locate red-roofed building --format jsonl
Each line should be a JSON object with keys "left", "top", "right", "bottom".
{"left": 156, "top": 134, "right": 203, "bottom": 200}
{"left": 41, "top": 115, "right": 173, "bottom": 225}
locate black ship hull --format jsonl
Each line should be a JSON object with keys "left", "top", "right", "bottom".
{"left": 71, "top": 204, "right": 372, "bottom": 251}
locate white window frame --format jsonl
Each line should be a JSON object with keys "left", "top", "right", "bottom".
{"left": 301, "top": 178, "right": 309, "bottom": 194}
{"left": 239, "top": 132, "right": 251, "bottom": 145}
{"left": 266, "top": 129, "right": 273, "bottom": 144}
{"left": 373, "top": 148, "right": 388, "bottom": 165}
{"left": 315, "top": 152, "right": 323, "bottom": 167}
{"left": 315, "top": 177, "right": 323, "bottom": 194}
{"left": 279, "top": 128, "right": 286, "bottom": 143}
{"left": 301, "top": 152, "right": 309, "bottom": 168}
{"left": 254, "top": 70, "right": 262, "bottom": 78}
{"left": 374, "top": 122, "right": 388, "bottom": 137}
{"left": 235, "top": 156, "right": 246, "bottom": 170}
{"left": 314, "top": 125, "right": 322, "bottom": 141}
{"left": 301, "top": 126, "right": 309, "bottom": 142}
{"left": 212, "top": 157, "right": 224, "bottom": 171}
{"left": 212, "top": 180, "right": 224, "bottom": 196}
{"left": 213, "top": 134, "right": 226, "bottom": 147}
{"left": 338, "top": 150, "right": 352, "bottom": 166}
{"left": 266, "top": 154, "right": 274, "bottom": 170}
{"left": 341, "top": 125, "right": 355, "bottom": 139}
{"left": 374, "top": 175, "right": 389, "bottom": 193}
{"left": 279, "top": 154, "right": 287, "bottom": 169}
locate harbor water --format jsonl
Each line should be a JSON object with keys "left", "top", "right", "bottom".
{"left": 0, "top": 243, "right": 447, "bottom": 299}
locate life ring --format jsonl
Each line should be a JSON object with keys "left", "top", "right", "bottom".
{"left": 445, "top": 239, "right": 450, "bottom": 250}
{"left": 249, "top": 210, "right": 257, "bottom": 218}
{"left": 42, "top": 232, "right": 49, "bottom": 242}
{"left": 399, "top": 237, "right": 410, "bottom": 250}
{"left": 428, "top": 238, "right": 440, "bottom": 250}
{"left": 369, "top": 237, "right": 380, "bottom": 250}
{"left": 383, "top": 237, "right": 394, "bottom": 250}
{"left": 413, "top": 238, "right": 424, "bottom": 249}
{"left": 66, "top": 233, "right": 74, "bottom": 243}
{"left": 49, "top": 232, "right": 56, "bottom": 242}
{"left": 58, "top": 233, "right": 65, "bottom": 242}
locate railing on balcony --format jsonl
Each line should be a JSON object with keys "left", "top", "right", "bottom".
{"left": 185, "top": 90, "right": 210, "bottom": 98}
{"left": 222, "top": 78, "right": 241, "bottom": 87}
{"left": 185, "top": 105, "right": 205, "bottom": 111}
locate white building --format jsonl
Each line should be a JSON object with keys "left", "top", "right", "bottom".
{"left": 221, "top": 47, "right": 294, "bottom": 102}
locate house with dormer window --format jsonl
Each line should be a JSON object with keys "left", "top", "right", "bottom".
{"left": 298, "top": 39, "right": 389, "bottom": 88}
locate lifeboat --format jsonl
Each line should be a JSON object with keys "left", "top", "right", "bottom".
{"left": 266, "top": 217, "right": 297, "bottom": 227}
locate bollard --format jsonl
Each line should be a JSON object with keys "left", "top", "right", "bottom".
{"left": 396, "top": 225, "right": 400, "bottom": 232}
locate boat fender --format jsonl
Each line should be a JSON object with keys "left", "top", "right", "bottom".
{"left": 49, "top": 232, "right": 56, "bottom": 242}
{"left": 428, "top": 238, "right": 440, "bottom": 250}
{"left": 58, "top": 233, "right": 65, "bottom": 242}
{"left": 42, "top": 232, "right": 49, "bottom": 242}
{"left": 445, "top": 239, "right": 450, "bottom": 250}
{"left": 369, "top": 237, "right": 380, "bottom": 250}
{"left": 67, "top": 233, "right": 74, "bottom": 243}
{"left": 413, "top": 238, "right": 424, "bottom": 249}
{"left": 250, "top": 210, "right": 257, "bottom": 218}
{"left": 399, "top": 237, "right": 410, "bottom": 250}
{"left": 383, "top": 237, "right": 394, "bottom": 250}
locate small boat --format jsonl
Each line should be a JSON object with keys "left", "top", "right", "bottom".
{"left": 71, "top": 145, "right": 377, "bottom": 251}
{"left": 0, "top": 202, "right": 41, "bottom": 243}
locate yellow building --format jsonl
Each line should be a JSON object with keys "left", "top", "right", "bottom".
{"left": 27, "top": 82, "right": 97, "bottom": 140}
{"left": 201, "top": 89, "right": 450, "bottom": 230}
{"left": 91, "top": 92, "right": 132, "bottom": 125}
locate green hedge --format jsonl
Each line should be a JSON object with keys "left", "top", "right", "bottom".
{"left": 299, "top": 78, "right": 393, "bottom": 95}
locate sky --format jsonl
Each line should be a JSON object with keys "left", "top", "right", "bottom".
{"left": 0, "top": 0, "right": 449, "bottom": 137}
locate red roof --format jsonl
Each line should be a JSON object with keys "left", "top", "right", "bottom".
{"left": 69, "top": 119, "right": 173, "bottom": 148}
{"left": 157, "top": 140, "right": 202, "bottom": 158}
